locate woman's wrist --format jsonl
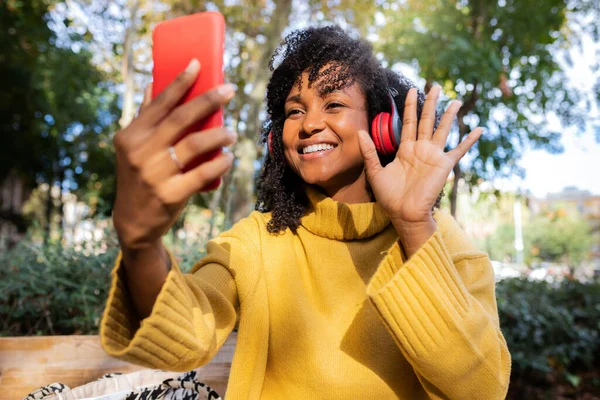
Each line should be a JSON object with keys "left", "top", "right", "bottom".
{"left": 121, "top": 239, "right": 169, "bottom": 273}
{"left": 391, "top": 216, "right": 436, "bottom": 259}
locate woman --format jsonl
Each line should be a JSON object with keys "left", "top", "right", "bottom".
{"left": 101, "top": 26, "right": 511, "bottom": 399}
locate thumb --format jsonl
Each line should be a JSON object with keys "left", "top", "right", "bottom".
{"left": 139, "top": 83, "right": 153, "bottom": 113}
{"left": 357, "top": 129, "right": 383, "bottom": 181}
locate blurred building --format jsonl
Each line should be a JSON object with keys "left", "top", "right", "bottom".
{"left": 528, "top": 186, "right": 600, "bottom": 217}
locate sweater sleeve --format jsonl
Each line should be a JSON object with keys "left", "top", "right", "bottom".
{"left": 366, "top": 211, "right": 511, "bottom": 400}
{"left": 100, "top": 231, "right": 254, "bottom": 372}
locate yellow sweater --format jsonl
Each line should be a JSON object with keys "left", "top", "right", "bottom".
{"left": 100, "top": 188, "right": 511, "bottom": 399}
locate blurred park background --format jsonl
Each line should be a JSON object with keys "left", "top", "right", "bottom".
{"left": 1, "top": 0, "right": 600, "bottom": 398}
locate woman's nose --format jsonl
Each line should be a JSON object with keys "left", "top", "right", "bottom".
{"left": 301, "top": 108, "right": 326, "bottom": 136}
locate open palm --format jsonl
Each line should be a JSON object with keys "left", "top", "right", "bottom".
{"left": 358, "top": 86, "right": 483, "bottom": 224}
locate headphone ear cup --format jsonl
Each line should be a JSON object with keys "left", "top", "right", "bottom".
{"left": 370, "top": 113, "right": 385, "bottom": 154}
{"left": 268, "top": 131, "right": 273, "bottom": 153}
{"left": 380, "top": 112, "right": 396, "bottom": 156}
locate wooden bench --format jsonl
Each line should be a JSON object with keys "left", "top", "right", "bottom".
{"left": 0, "top": 333, "right": 236, "bottom": 400}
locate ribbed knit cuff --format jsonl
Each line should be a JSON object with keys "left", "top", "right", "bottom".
{"left": 100, "top": 249, "right": 206, "bottom": 370}
{"left": 366, "top": 229, "right": 471, "bottom": 359}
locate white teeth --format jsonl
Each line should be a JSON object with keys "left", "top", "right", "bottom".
{"left": 302, "top": 144, "right": 334, "bottom": 154}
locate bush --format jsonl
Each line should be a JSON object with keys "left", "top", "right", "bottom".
{"left": 0, "top": 231, "right": 206, "bottom": 336}
{"left": 497, "top": 277, "right": 600, "bottom": 398}
{"left": 0, "top": 234, "right": 119, "bottom": 336}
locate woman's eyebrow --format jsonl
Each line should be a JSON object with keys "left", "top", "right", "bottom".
{"left": 285, "top": 94, "right": 302, "bottom": 104}
{"left": 318, "top": 88, "right": 350, "bottom": 98}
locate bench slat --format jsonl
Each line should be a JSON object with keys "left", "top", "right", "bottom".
{"left": 0, "top": 334, "right": 235, "bottom": 400}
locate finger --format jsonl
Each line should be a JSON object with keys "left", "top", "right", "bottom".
{"left": 151, "top": 83, "right": 236, "bottom": 148}
{"left": 432, "top": 100, "right": 462, "bottom": 147}
{"left": 418, "top": 85, "right": 441, "bottom": 141}
{"left": 140, "top": 83, "right": 153, "bottom": 112}
{"left": 400, "top": 88, "right": 418, "bottom": 144}
{"left": 159, "top": 152, "right": 235, "bottom": 202}
{"left": 137, "top": 59, "right": 201, "bottom": 128}
{"left": 357, "top": 129, "right": 384, "bottom": 181}
{"left": 140, "top": 128, "right": 238, "bottom": 185}
{"left": 448, "top": 127, "right": 484, "bottom": 162}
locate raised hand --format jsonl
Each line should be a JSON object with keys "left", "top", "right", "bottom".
{"left": 357, "top": 85, "right": 483, "bottom": 255}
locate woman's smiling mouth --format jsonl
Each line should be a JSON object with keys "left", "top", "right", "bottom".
{"left": 298, "top": 143, "right": 338, "bottom": 159}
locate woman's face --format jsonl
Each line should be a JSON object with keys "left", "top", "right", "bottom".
{"left": 282, "top": 70, "right": 370, "bottom": 197}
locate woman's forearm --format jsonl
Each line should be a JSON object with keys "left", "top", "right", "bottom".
{"left": 391, "top": 216, "right": 436, "bottom": 259}
{"left": 121, "top": 240, "right": 170, "bottom": 319}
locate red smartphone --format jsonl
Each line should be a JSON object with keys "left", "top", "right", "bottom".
{"left": 152, "top": 12, "right": 226, "bottom": 191}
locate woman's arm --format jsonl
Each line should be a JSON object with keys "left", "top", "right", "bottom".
{"left": 120, "top": 240, "right": 170, "bottom": 319}
{"left": 100, "top": 229, "right": 253, "bottom": 371}
{"left": 367, "top": 211, "right": 511, "bottom": 399}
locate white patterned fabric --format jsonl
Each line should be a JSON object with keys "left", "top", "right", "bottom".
{"left": 23, "top": 370, "right": 221, "bottom": 400}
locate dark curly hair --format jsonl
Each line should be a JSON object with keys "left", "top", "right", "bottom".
{"left": 256, "top": 25, "right": 441, "bottom": 234}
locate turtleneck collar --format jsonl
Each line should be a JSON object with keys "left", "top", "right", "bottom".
{"left": 300, "top": 186, "right": 391, "bottom": 240}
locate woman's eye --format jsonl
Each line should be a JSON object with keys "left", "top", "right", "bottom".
{"left": 286, "top": 109, "right": 302, "bottom": 118}
{"left": 327, "top": 102, "right": 344, "bottom": 109}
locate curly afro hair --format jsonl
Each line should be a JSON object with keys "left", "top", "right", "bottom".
{"left": 256, "top": 25, "right": 441, "bottom": 234}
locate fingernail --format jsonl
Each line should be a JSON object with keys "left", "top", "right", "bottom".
{"left": 228, "top": 130, "right": 238, "bottom": 141}
{"left": 185, "top": 59, "right": 200, "bottom": 74}
{"left": 358, "top": 129, "right": 369, "bottom": 139}
{"left": 217, "top": 83, "right": 236, "bottom": 98}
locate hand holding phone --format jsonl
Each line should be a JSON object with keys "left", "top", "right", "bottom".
{"left": 111, "top": 12, "right": 237, "bottom": 253}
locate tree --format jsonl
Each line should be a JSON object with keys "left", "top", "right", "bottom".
{"left": 0, "top": 0, "right": 119, "bottom": 243}
{"left": 483, "top": 222, "right": 516, "bottom": 262}
{"left": 525, "top": 208, "right": 593, "bottom": 270}
{"left": 377, "top": 0, "right": 593, "bottom": 218}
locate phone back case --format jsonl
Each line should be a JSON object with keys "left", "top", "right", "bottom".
{"left": 152, "top": 12, "right": 225, "bottom": 190}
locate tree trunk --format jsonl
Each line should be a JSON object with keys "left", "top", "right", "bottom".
{"left": 228, "top": 0, "right": 292, "bottom": 225}
{"left": 44, "top": 178, "right": 54, "bottom": 244}
{"left": 450, "top": 163, "right": 461, "bottom": 217}
{"left": 57, "top": 168, "right": 66, "bottom": 243}
{"left": 118, "top": 0, "right": 141, "bottom": 129}
{"left": 449, "top": 83, "right": 479, "bottom": 219}
{"left": 207, "top": 182, "right": 224, "bottom": 238}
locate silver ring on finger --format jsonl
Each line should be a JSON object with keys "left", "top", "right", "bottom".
{"left": 168, "top": 146, "right": 184, "bottom": 172}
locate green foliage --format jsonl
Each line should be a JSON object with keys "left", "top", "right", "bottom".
{"left": 0, "top": 0, "right": 57, "bottom": 182}
{"left": 0, "top": 0, "right": 119, "bottom": 225}
{"left": 0, "top": 231, "right": 118, "bottom": 336}
{"left": 377, "top": 0, "right": 593, "bottom": 208}
{"left": 497, "top": 277, "right": 600, "bottom": 385}
{"left": 482, "top": 222, "right": 516, "bottom": 262}
{"left": 0, "top": 229, "right": 207, "bottom": 336}
{"left": 525, "top": 208, "right": 593, "bottom": 266}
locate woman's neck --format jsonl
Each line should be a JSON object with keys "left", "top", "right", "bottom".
{"left": 318, "top": 170, "right": 371, "bottom": 204}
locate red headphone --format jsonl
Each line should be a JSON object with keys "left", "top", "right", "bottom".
{"left": 268, "top": 87, "right": 402, "bottom": 157}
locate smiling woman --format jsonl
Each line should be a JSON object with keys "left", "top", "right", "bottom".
{"left": 100, "top": 24, "right": 510, "bottom": 399}
{"left": 282, "top": 74, "right": 369, "bottom": 202}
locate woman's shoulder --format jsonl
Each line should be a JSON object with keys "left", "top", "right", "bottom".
{"left": 213, "top": 210, "right": 274, "bottom": 246}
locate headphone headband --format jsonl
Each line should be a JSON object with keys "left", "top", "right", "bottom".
{"left": 386, "top": 88, "right": 401, "bottom": 148}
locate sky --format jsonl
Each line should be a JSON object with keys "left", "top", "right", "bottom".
{"left": 513, "top": 33, "right": 600, "bottom": 198}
